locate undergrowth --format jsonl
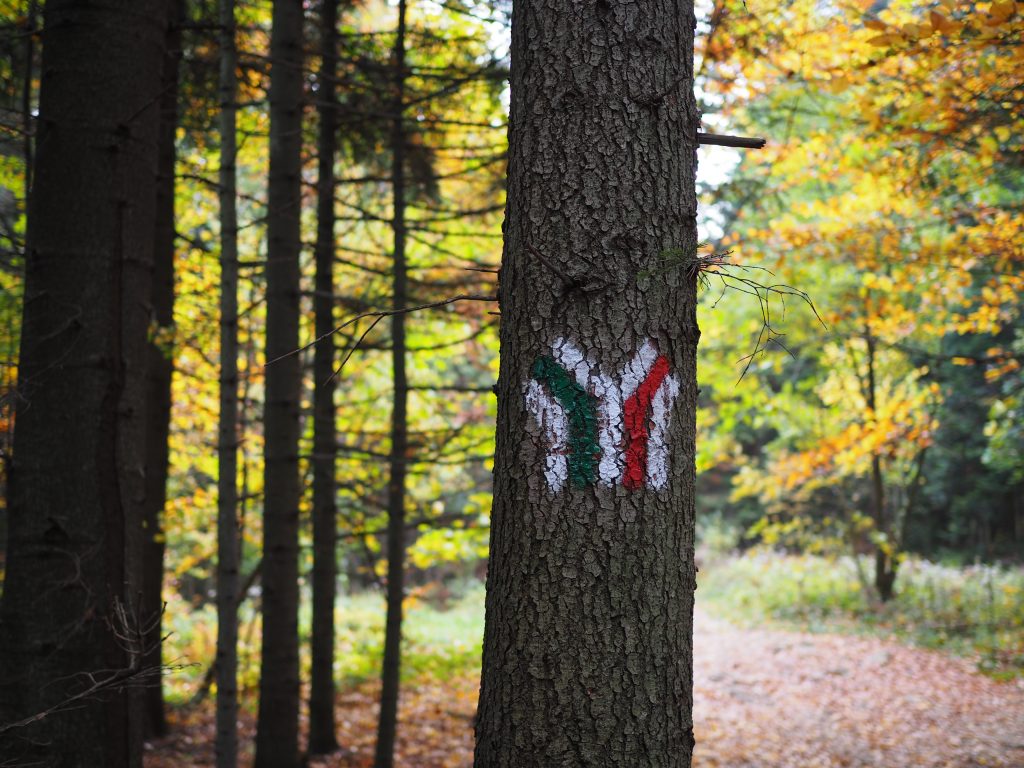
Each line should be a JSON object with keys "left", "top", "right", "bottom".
{"left": 159, "top": 549, "right": 1024, "bottom": 710}
{"left": 163, "top": 583, "right": 486, "bottom": 706}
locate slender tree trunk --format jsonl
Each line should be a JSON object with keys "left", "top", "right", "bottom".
{"left": 0, "top": 1, "right": 170, "bottom": 765}
{"left": 142, "top": 0, "right": 184, "bottom": 740}
{"left": 215, "top": 0, "right": 241, "bottom": 764}
{"left": 474, "top": 2, "right": 701, "bottom": 766}
{"left": 21, "top": 0, "right": 37, "bottom": 196}
{"left": 254, "top": 1, "right": 304, "bottom": 766}
{"left": 309, "top": 0, "right": 342, "bottom": 755}
{"left": 1, "top": 0, "right": 38, "bottom": 562}
{"left": 374, "top": 2, "right": 408, "bottom": 765}
{"left": 864, "top": 328, "right": 896, "bottom": 602}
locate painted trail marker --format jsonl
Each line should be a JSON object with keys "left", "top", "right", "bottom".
{"left": 524, "top": 338, "right": 680, "bottom": 492}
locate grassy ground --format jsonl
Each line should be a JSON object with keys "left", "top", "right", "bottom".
{"left": 162, "top": 583, "right": 487, "bottom": 705}
{"left": 697, "top": 550, "right": 1024, "bottom": 678}
{"left": 160, "top": 550, "right": 1024, "bottom": 709}
{"left": 149, "top": 559, "right": 1024, "bottom": 766}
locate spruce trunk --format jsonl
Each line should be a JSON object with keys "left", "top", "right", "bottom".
{"left": 0, "top": 1, "right": 170, "bottom": 764}
{"left": 475, "top": 2, "right": 701, "bottom": 766}
{"left": 254, "top": 1, "right": 304, "bottom": 766}
{"left": 309, "top": 0, "right": 342, "bottom": 755}
{"left": 142, "top": 0, "right": 184, "bottom": 740}
{"left": 374, "top": 2, "right": 409, "bottom": 765}
{"left": 215, "top": 0, "right": 241, "bottom": 764}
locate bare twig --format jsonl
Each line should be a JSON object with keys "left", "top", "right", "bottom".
{"left": 643, "top": 249, "right": 825, "bottom": 382}
{"left": 264, "top": 293, "right": 496, "bottom": 369}
{"left": 328, "top": 314, "right": 385, "bottom": 384}
{"left": 0, "top": 600, "right": 189, "bottom": 737}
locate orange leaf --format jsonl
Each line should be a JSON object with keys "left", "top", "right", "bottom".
{"left": 929, "top": 10, "right": 956, "bottom": 31}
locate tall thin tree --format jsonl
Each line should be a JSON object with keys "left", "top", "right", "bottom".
{"left": 374, "top": 1, "right": 409, "bottom": 765}
{"left": 474, "top": 1, "right": 701, "bottom": 766}
{"left": 309, "top": 0, "right": 342, "bottom": 754}
{"left": 0, "top": 1, "right": 171, "bottom": 764}
{"left": 142, "top": 0, "right": 185, "bottom": 740}
{"left": 254, "top": 0, "right": 304, "bottom": 766}
{"left": 215, "top": 0, "right": 241, "bottom": 764}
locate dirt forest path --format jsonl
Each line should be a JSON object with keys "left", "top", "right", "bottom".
{"left": 147, "top": 608, "right": 1024, "bottom": 767}
{"left": 690, "top": 609, "right": 1024, "bottom": 768}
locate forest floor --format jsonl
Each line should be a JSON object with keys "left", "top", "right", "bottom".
{"left": 145, "top": 608, "right": 1024, "bottom": 768}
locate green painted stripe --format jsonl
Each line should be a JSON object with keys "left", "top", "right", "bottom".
{"left": 532, "top": 355, "right": 600, "bottom": 487}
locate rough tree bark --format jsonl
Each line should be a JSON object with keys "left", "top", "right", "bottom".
{"left": 253, "top": 1, "right": 303, "bottom": 766}
{"left": 142, "top": 0, "right": 185, "bottom": 740}
{"left": 216, "top": 0, "right": 241, "bottom": 764}
{"left": 0, "top": 1, "right": 170, "bottom": 765}
{"left": 309, "top": 0, "right": 342, "bottom": 755}
{"left": 374, "top": 1, "right": 409, "bottom": 766}
{"left": 474, "top": 2, "right": 701, "bottom": 766}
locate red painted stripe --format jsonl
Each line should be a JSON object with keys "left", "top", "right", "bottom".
{"left": 623, "top": 355, "right": 671, "bottom": 489}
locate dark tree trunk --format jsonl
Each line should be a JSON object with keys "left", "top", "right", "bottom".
{"left": 864, "top": 328, "right": 896, "bottom": 602}
{"left": 309, "top": 0, "right": 342, "bottom": 756}
{"left": 21, "top": 0, "right": 38, "bottom": 195}
{"left": 215, "top": 0, "right": 241, "bottom": 764}
{"left": 0, "top": 1, "right": 170, "bottom": 765}
{"left": 254, "top": 1, "right": 304, "bottom": 766}
{"left": 142, "top": 0, "right": 184, "bottom": 741}
{"left": 474, "top": 2, "right": 701, "bottom": 766}
{"left": 374, "top": 2, "right": 408, "bottom": 765}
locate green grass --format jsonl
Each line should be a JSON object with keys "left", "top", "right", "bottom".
{"left": 698, "top": 550, "right": 1024, "bottom": 679}
{"left": 160, "top": 551, "right": 1023, "bottom": 708}
{"left": 162, "top": 583, "right": 487, "bottom": 705}
{"left": 330, "top": 586, "right": 485, "bottom": 687}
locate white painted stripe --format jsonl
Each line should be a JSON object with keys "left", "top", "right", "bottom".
{"left": 619, "top": 339, "right": 659, "bottom": 400}
{"left": 594, "top": 372, "right": 623, "bottom": 486}
{"left": 552, "top": 338, "right": 624, "bottom": 486}
{"left": 646, "top": 374, "right": 680, "bottom": 490}
{"left": 551, "top": 337, "right": 589, "bottom": 387}
{"left": 524, "top": 378, "right": 569, "bottom": 490}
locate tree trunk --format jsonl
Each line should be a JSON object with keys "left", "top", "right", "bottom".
{"left": 474, "top": 2, "right": 701, "bottom": 766}
{"left": 216, "top": 0, "right": 241, "bottom": 764}
{"left": 253, "top": 1, "right": 304, "bottom": 767}
{"left": 142, "top": 0, "right": 184, "bottom": 740}
{"left": 0, "top": 1, "right": 170, "bottom": 765}
{"left": 309, "top": 0, "right": 342, "bottom": 755}
{"left": 374, "top": 2, "right": 408, "bottom": 765}
{"left": 864, "top": 328, "right": 896, "bottom": 602}
{"left": 21, "top": 0, "right": 37, "bottom": 195}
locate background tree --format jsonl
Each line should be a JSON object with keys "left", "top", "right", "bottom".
{"left": 695, "top": 0, "right": 1024, "bottom": 592}
{"left": 309, "top": 0, "right": 342, "bottom": 754}
{"left": 475, "top": 0, "right": 701, "bottom": 764}
{"left": 0, "top": 0, "right": 39, "bottom": 527}
{"left": 0, "top": 0, "right": 171, "bottom": 764}
{"left": 215, "top": 0, "right": 241, "bottom": 763}
{"left": 254, "top": 0, "right": 304, "bottom": 765}
{"left": 374, "top": 1, "right": 410, "bottom": 765}
{"left": 143, "top": 0, "right": 186, "bottom": 737}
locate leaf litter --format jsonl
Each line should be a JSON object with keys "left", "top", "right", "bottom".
{"left": 145, "top": 609, "right": 1024, "bottom": 767}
